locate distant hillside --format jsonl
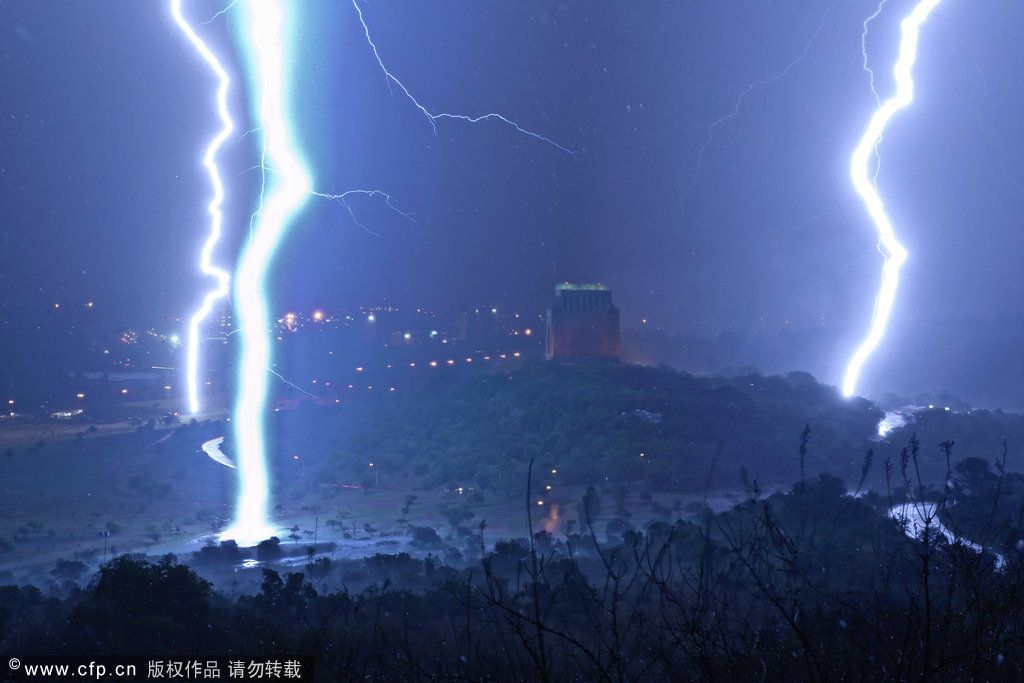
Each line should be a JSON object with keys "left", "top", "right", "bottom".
{"left": 266, "top": 362, "right": 887, "bottom": 494}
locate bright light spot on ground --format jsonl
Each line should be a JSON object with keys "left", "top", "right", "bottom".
{"left": 220, "top": 523, "right": 280, "bottom": 547}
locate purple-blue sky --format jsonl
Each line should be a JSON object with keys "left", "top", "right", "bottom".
{"left": 1, "top": 0, "right": 1023, "bottom": 405}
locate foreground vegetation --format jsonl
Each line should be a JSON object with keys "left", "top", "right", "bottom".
{"left": 4, "top": 437, "right": 1024, "bottom": 679}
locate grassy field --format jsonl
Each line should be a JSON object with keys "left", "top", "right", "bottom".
{"left": 0, "top": 421, "right": 234, "bottom": 581}
{"left": 0, "top": 416, "right": 741, "bottom": 587}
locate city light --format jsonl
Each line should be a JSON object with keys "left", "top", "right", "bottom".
{"left": 843, "top": 0, "right": 943, "bottom": 398}
{"left": 171, "top": 0, "right": 234, "bottom": 416}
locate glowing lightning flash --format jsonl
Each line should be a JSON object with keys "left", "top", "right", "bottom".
{"left": 351, "top": 0, "right": 573, "bottom": 157}
{"left": 842, "top": 0, "right": 944, "bottom": 398}
{"left": 221, "top": 0, "right": 312, "bottom": 545}
{"left": 211, "top": 0, "right": 568, "bottom": 545}
{"left": 171, "top": 0, "right": 234, "bottom": 416}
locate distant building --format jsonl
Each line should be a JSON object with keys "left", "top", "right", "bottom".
{"left": 208, "top": 299, "right": 233, "bottom": 341}
{"left": 545, "top": 283, "right": 620, "bottom": 361}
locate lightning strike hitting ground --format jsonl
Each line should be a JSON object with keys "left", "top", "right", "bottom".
{"left": 350, "top": 0, "right": 573, "bottom": 157}
{"left": 222, "top": 0, "right": 311, "bottom": 546}
{"left": 842, "top": 0, "right": 944, "bottom": 398}
{"left": 170, "top": 0, "right": 234, "bottom": 416}
{"left": 217, "top": 0, "right": 570, "bottom": 545}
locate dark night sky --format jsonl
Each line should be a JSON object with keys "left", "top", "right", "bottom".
{"left": 1, "top": 0, "right": 1023, "bottom": 403}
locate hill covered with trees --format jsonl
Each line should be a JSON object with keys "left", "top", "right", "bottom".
{"left": 264, "top": 362, "right": 887, "bottom": 498}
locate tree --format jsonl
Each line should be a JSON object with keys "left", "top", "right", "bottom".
{"left": 409, "top": 525, "right": 443, "bottom": 548}
{"left": 577, "top": 485, "right": 601, "bottom": 532}
{"left": 307, "top": 557, "right": 331, "bottom": 583}
{"left": 438, "top": 501, "right": 475, "bottom": 537}
{"left": 63, "top": 557, "right": 214, "bottom": 654}
{"left": 401, "top": 494, "right": 417, "bottom": 516}
{"left": 51, "top": 558, "right": 87, "bottom": 582}
{"left": 256, "top": 536, "right": 283, "bottom": 561}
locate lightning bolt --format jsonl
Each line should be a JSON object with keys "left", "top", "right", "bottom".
{"left": 311, "top": 189, "right": 418, "bottom": 238}
{"left": 222, "top": 0, "right": 312, "bottom": 545}
{"left": 861, "top": 0, "right": 891, "bottom": 107}
{"left": 842, "top": 0, "right": 944, "bottom": 398}
{"left": 170, "top": 0, "right": 234, "bottom": 417}
{"left": 209, "top": 0, "right": 569, "bottom": 544}
{"left": 957, "top": 39, "right": 1024, "bottom": 196}
{"left": 680, "top": 0, "right": 842, "bottom": 210}
{"left": 350, "top": 0, "right": 573, "bottom": 157}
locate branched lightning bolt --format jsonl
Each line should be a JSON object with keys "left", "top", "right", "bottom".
{"left": 861, "top": 0, "right": 890, "bottom": 106}
{"left": 223, "top": 0, "right": 312, "bottom": 545}
{"left": 350, "top": 0, "right": 573, "bottom": 156}
{"left": 171, "top": 0, "right": 234, "bottom": 416}
{"left": 201, "top": 0, "right": 239, "bottom": 26}
{"left": 268, "top": 367, "right": 320, "bottom": 400}
{"left": 958, "top": 40, "right": 1024, "bottom": 195}
{"left": 311, "top": 189, "right": 418, "bottom": 238}
{"left": 861, "top": 0, "right": 890, "bottom": 184}
{"left": 214, "top": 0, "right": 570, "bottom": 544}
{"left": 680, "top": 0, "right": 842, "bottom": 209}
{"left": 842, "top": 0, "right": 944, "bottom": 398}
